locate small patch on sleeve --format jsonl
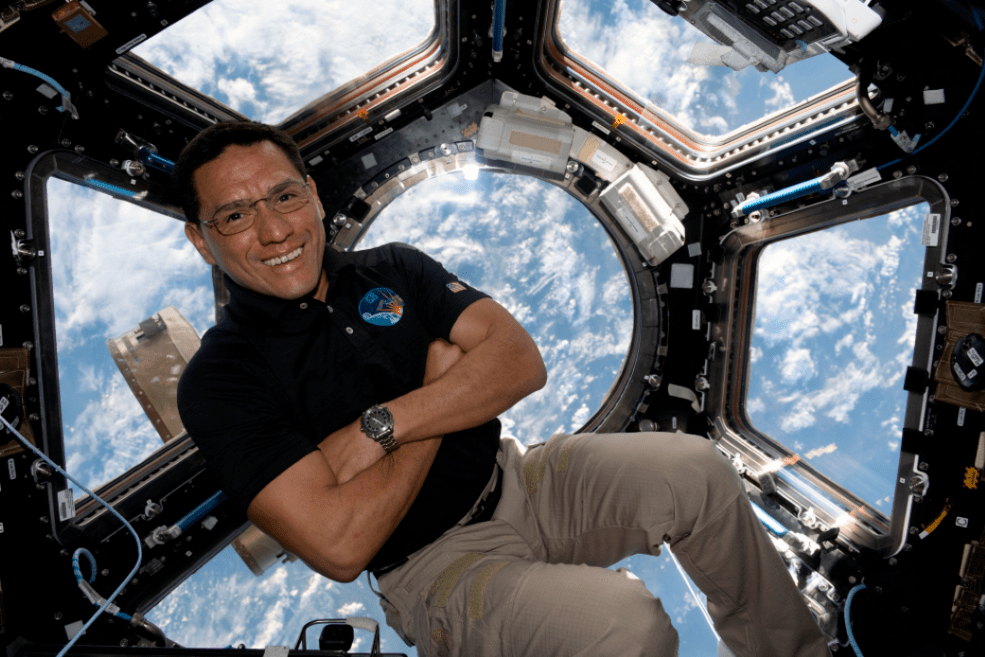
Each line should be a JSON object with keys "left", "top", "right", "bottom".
{"left": 446, "top": 282, "right": 467, "bottom": 293}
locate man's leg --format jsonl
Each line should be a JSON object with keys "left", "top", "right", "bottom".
{"left": 510, "top": 432, "right": 830, "bottom": 657}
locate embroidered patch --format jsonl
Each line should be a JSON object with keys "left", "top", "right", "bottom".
{"left": 359, "top": 287, "right": 404, "bottom": 326}
{"left": 446, "top": 282, "right": 466, "bottom": 293}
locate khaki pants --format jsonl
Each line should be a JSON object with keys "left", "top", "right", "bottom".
{"left": 377, "top": 433, "right": 831, "bottom": 657}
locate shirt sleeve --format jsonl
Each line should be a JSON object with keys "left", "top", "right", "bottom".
{"left": 177, "top": 329, "right": 317, "bottom": 518}
{"left": 385, "top": 243, "right": 490, "bottom": 340}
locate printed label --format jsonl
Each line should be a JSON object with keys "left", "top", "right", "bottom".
{"left": 976, "top": 282, "right": 983, "bottom": 304}
{"left": 953, "top": 362, "right": 968, "bottom": 381}
{"left": 0, "top": 397, "right": 7, "bottom": 414}
{"left": 589, "top": 149, "right": 618, "bottom": 173}
{"left": 591, "top": 121, "right": 612, "bottom": 135}
{"left": 968, "top": 347, "right": 984, "bottom": 367}
{"left": 692, "top": 310, "right": 702, "bottom": 330}
{"left": 57, "top": 488, "right": 76, "bottom": 521}
{"left": 846, "top": 167, "right": 882, "bottom": 191}
{"left": 374, "top": 127, "right": 394, "bottom": 141}
{"left": 921, "top": 214, "right": 940, "bottom": 247}
{"left": 958, "top": 407, "right": 967, "bottom": 426}
{"left": 968, "top": 368, "right": 978, "bottom": 381}
{"left": 349, "top": 126, "right": 373, "bottom": 142}
{"left": 115, "top": 33, "right": 148, "bottom": 54}
{"left": 511, "top": 150, "right": 553, "bottom": 168}
{"left": 7, "top": 458, "right": 15, "bottom": 480}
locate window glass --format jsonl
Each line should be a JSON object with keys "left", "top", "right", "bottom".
{"left": 46, "top": 178, "right": 213, "bottom": 496}
{"left": 558, "top": 0, "right": 853, "bottom": 137}
{"left": 360, "top": 171, "right": 634, "bottom": 441}
{"left": 131, "top": 0, "right": 436, "bottom": 125}
{"left": 747, "top": 204, "right": 928, "bottom": 511}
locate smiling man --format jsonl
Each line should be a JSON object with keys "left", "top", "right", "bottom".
{"left": 174, "top": 121, "right": 831, "bottom": 657}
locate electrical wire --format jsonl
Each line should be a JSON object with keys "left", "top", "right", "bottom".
{"left": 877, "top": 8, "right": 984, "bottom": 171}
{"left": 72, "top": 548, "right": 133, "bottom": 622}
{"left": 0, "top": 56, "right": 78, "bottom": 118}
{"left": 0, "top": 414, "right": 143, "bottom": 657}
{"left": 845, "top": 583, "right": 867, "bottom": 657}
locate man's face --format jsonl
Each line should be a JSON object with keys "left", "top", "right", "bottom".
{"left": 184, "top": 141, "right": 328, "bottom": 300}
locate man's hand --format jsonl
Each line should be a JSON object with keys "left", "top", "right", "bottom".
{"left": 318, "top": 339, "right": 464, "bottom": 483}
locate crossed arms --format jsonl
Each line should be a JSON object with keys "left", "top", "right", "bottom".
{"left": 246, "top": 298, "right": 547, "bottom": 582}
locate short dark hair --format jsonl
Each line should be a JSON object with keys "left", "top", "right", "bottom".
{"left": 171, "top": 121, "right": 308, "bottom": 223}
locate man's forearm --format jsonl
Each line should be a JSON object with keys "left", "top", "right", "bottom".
{"left": 389, "top": 299, "right": 547, "bottom": 445}
{"left": 249, "top": 436, "right": 441, "bottom": 582}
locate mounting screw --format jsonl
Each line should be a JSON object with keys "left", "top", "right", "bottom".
{"left": 638, "top": 419, "right": 657, "bottom": 432}
{"left": 875, "top": 587, "right": 883, "bottom": 594}
{"left": 17, "top": 267, "right": 27, "bottom": 275}
{"left": 903, "top": 543, "right": 913, "bottom": 552}
{"left": 943, "top": 290, "right": 952, "bottom": 298}
{"left": 14, "top": 229, "right": 25, "bottom": 238}
{"left": 40, "top": 515, "right": 49, "bottom": 523}
{"left": 11, "top": 190, "right": 23, "bottom": 199}
{"left": 333, "top": 214, "right": 347, "bottom": 227}
{"left": 28, "top": 145, "right": 38, "bottom": 154}
{"left": 951, "top": 198, "right": 960, "bottom": 207}
{"left": 938, "top": 325, "right": 948, "bottom": 334}
{"left": 938, "top": 173, "right": 949, "bottom": 182}
{"left": 947, "top": 254, "right": 957, "bottom": 263}
{"left": 38, "top": 106, "right": 48, "bottom": 115}
{"left": 54, "top": 611, "right": 63, "bottom": 620}
{"left": 952, "top": 216, "right": 962, "bottom": 226}
{"left": 918, "top": 461, "right": 929, "bottom": 471}
{"left": 906, "top": 165, "right": 917, "bottom": 175}
{"left": 29, "top": 413, "right": 39, "bottom": 421}
{"left": 20, "top": 304, "right": 30, "bottom": 313}
{"left": 909, "top": 527, "right": 918, "bottom": 534}
{"left": 60, "top": 139, "right": 71, "bottom": 147}
{"left": 75, "top": 145, "right": 85, "bottom": 154}
{"left": 924, "top": 429, "right": 934, "bottom": 437}
{"left": 892, "top": 170, "right": 902, "bottom": 179}
{"left": 888, "top": 557, "right": 897, "bottom": 566}
{"left": 15, "top": 171, "right": 25, "bottom": 180}
{"left": 3, "top": 91, "right": 13, "bottom": 100}
{"left": 120, "top": 639, "right": 129, "bottom": 647}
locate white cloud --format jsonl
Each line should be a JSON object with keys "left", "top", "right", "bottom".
{"left": 747, "top": 397, "right": 765, "bottom": 414}
{"left": 132, "top": 0, "right": 436, "bottom": 124}
{"left": 337, "top": 601, "right": 365, "bottom": 616}
{"left": 47, "top": 179, "right": 212, "bottom": 352}
{"left": 780, "top": 347, "right": 816, "bottom": 383}
{"left": 763, "top": 76, "right": 795, "bottom": 109}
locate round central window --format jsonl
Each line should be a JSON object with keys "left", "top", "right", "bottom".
{"left": 359, "top": 172, "right": 634, "bottom": 443}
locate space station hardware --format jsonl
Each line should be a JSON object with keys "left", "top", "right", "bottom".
{"left": 682, "top": 0, "right": 883, "bottom": 74}
{"left": 106, "top": 307, "right": 201, "bottom": 443}
{"left": 933, "top": 302, "right": 985, "bottom": 411}
{"left": 476, "top": 91, "right": 574, "bottom": 177}
{"left": 569, "top": 128, "right": 634, "bottom": 183}
{"left": 232, "top": 524, "right": 299, "bottom": 577}
{"left": 599, "top": 164, "right": 688, "bottom": 267}
{"left": 731, "top": 160, "right": 858, "bottom": 218}
{"left": 0, "top": 347, "right": 36, "bottom": 457}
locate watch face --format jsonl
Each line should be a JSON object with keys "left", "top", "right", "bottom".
{"left": 363, "top": 406, "right": 393, "bottom": 437}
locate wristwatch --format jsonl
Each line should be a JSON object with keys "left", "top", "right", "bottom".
{"left": 360, "top": 404, "right": 400, "bottom": 453}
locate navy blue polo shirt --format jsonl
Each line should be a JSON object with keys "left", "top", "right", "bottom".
{"left": 177, "top": 243, "right": 501, "bottom": 571}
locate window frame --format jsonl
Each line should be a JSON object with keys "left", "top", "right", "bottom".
{"left": 703, "top": 176, "right": 949, "bottom": 555}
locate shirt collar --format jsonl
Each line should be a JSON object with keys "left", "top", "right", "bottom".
{"left": 222, "top": 246, "right": 353, "bottom": 333}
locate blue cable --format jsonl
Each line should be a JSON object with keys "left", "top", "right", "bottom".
{"left": 175, "top": 490, "right": 226, "bottom": 532}
{"left": 0, "top": 414, "right": 142, "bottom": 657}
{"left": 0, "top": 57, "right": 78, "bottom": 119}
{"left": 137, "top": 148, "right": 175, "bottom": 174}
{"left": 877, "top": 9, "right": 984, "bottom": 171}
{"left": 736, "top": 177, "right": 825, "bottom": 215}
{"left": 71, "top": 549, "right": 133, "bottom": 623}
{"left": 71, "top": 548, "right": 97, "bottom": 584}
{"left": 750, "top": 502, "right": 789, "bottom": 536}
{"left": 81, "top": 178, "right": 142, "bottom": 199}
{"left": 492, "top": 0, "right": 506, "bottom": 62}
{"left": 845, "top": 583, "right": 867, "bottom": 657}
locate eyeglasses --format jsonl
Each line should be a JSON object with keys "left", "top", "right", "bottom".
{"left": 202, "top": 181, "right": 312, "bottom": 235}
